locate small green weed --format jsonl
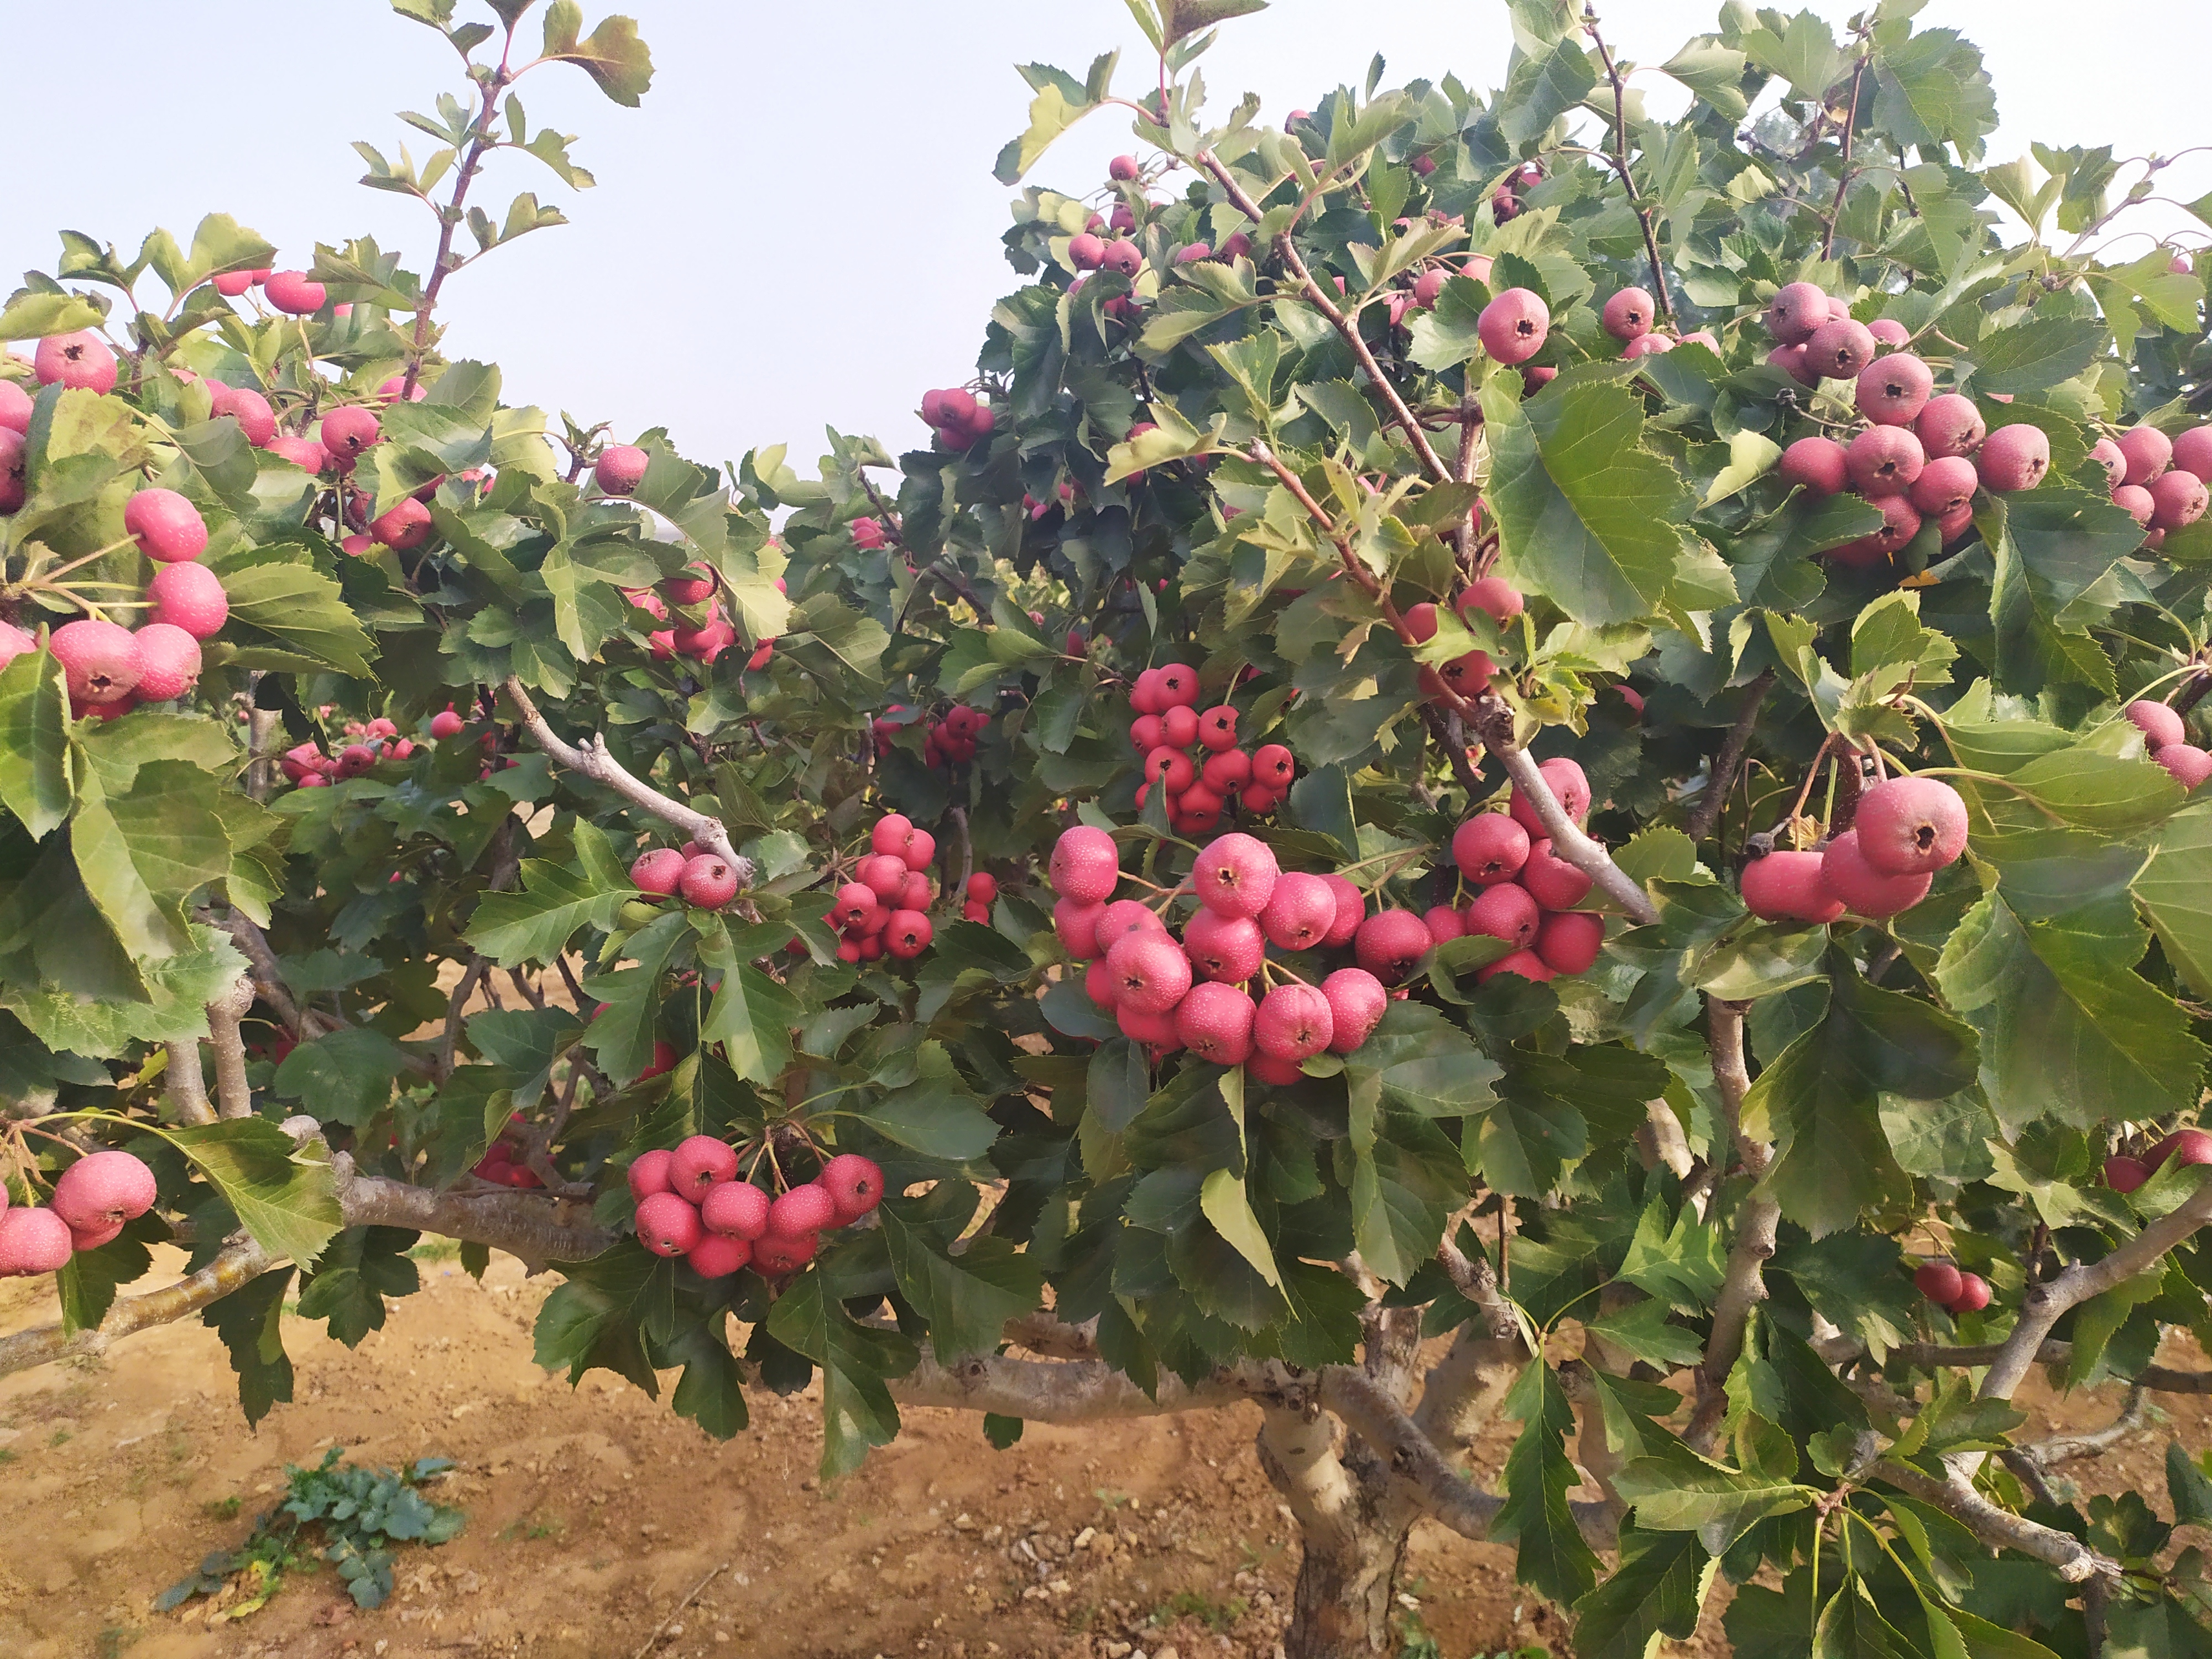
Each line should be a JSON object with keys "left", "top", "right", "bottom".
{"left": 157, "top": 1449, "right": 463, "bottom": 1620}
{"left": 1151, "top": 1588, "right": 1248, "bottom": 1634}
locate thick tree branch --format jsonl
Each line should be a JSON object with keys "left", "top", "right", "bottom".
{"left": 1979, "top": 1175, "right": 2212, "bottom": 1404}
{"left": 885, "top": 1349, "right": 1261, "bottom": 1420}
{"left": 1470, "top": 694, "right": 1658, "bottom": 924}
{"left": 207, "top": 974, "right": 255, "bottom": 1119}
{"left": 222, "top": 912, "right": 335, "bottom": 1039}
{"left": 0, "top": 1235, "right": 275, "bottom": 1378}
{"left": 502, "top": 675, "right": 752, "bottom": 880}
{"left": 1195, "top": 149, "right": 1451, "bottom": 483}
{"left": 1686, "top": 669, "right": 1776, "bottom": 845}
{"left": 1838, "top": 1337, "right": 2212, "bottom": 1396}
{"left": 2021, "top": 1386, "right": 2152, "bottom": 1469}
{"left": 438, "top": 957, "right": 488, "bottom": 1082}
{"left": 163, "top": 1039, "right": 216, "bottom": 1127}
{"left": 1874, "top": 1459, "right": 2122, "bottom": 1583}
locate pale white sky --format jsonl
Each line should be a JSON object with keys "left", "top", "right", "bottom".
{"left": 4, "top": 2, "right": 2202, "bottom": 470}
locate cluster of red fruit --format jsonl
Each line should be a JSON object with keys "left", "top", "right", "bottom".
{"left": 1759, "top": 281, "right": 2060, "bottom": 570}
{"left": 1125, "top": 665, "right": 1296, "bottom": 833}
{"left": 2103, "top": 1126, "right": 2212, "bottom": 1193}
{"left": 1741, "top": 774, "right": 1971, "bottom": 924}
{"left": 822, "top": 813, "right": 942, "bottom": 962}
{"left": 1050, "top": 824, "right": 1389, "bottom": 1081}
{"left": 1443, "top": 758, "right": 1608, "bottom": 983}
{"left": 1912, "top": 1260, "right": 1992, "bottom": 1317}
{"left": 920, "top": 388, "right": 998, "bottom": 450}
{"left": 0, "top": 1151, "right": 157, "bottom": 1277}
{"left": 278, "top": 714, "right": 420, "bottom": 789}
{"left": 1489, "top": 160, "right": 1543, "bottom": 225}
{"left": 469, "top": 1113, "right": 546, "bottom": 1189}
{"left": 627, "top": 1136, "right": 883, "bottom": 1278}
{"left": 0, "top": 483, "right": 225, "bottom": 719}
{"left": 623, "top": 562, "right": 780, "bottom": 672}
{"left": 630, "top": 839, "right": 742, "bottom": 911}
{"left": 2127, "top": 700, "right": 2212, "bottom": 791}
{"left": 2095, "top": 423, "right": 2212, "bottom": 550}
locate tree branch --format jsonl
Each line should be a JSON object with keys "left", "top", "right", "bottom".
{"left": 2021, "top": 1386, "right": 2152, "bottom": 1469}
{"left": 222, "top": 912, "right": 333, "bottom": 1039}
{"left": 1470, "top": 694, "right": 1658, "bottom": 925}
{"left": 884, "top": 1349, "right": 1259, "bottom": 1420}
{"left": 502, "top": 675, "right": 752, "bottom": 880}
{"left": 1843, "top": 1337, "right": 2212, "bottom": 1396}
{"left": 1583, "top": 8, "right": 1678, "bottom": 327}
{"left": 438, "top": 957, "right": 488, "bottom": 1082}
{"left": 1874, "top": 1459, "right": 2122, "bottom": 1583}
{"left": 1978, "top": 1175, "right": 2212, "bottom": 1404}
{"left": 1688, "top": 999, "right": 1775, "bottom": 1453}
{"left": 163, "top": 1039, "right": 216, "bottom": 1127}
{"left": 1819, "top": 53, "right": 1871, "bottom": 262}
{"left": 1686, "top": 669, "right": 1776, "bottom": 845}
{"left": 207, "top": 974, "right": 255, "bottom": 1119}
{"left": 0, "top": 1235, "right": 275, "bottom": 1378}
{"left": 1195, "top": 149, "right": 1452, "bottom": 483}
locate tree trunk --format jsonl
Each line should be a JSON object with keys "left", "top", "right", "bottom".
{"left": 1258, "top": 1407, "right": 1417, "bottom": 1658}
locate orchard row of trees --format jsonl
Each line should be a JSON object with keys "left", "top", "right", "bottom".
{"left": 6, "top": 1, "right": 2212, "bottom": 1653}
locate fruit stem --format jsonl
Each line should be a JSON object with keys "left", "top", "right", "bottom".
{"left": 27, "top": 535, "right": 139, "bottom": 589}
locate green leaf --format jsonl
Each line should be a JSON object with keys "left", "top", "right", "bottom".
{"left": 1747, "top": 957, "right": 1978, "bottom": 1237}
{"left": 295, "top": 1227, "right": 421, "bottom": 1347}
{"left": 204, "top": 1265, "right": 295, "bottom": 1426}
{"left": 696, "top": 959, "right": 800, "bottom": 1086}
{"left": 71, "top": 760, "right": 233, "bottom": 964}
{"left": 56, "top": 1216, "right": 156, "bottom": 1335}
{"left": 1572, "top": 1522, "right": 1710, "bottom": 1659}
{"left": 207, "top": 545, "right": 379, "bottom": 679}
{"left": 273, "top": 1027, "right": 415, "bottom": 1128}
{"left": 1613, "top": 1433, "right": 1809, "bottom": 1537}
{"left": 1483, "top": 375, "right": 1704, "bottom": 627}
{"left": 1157, "top": 0, "right": 1266, "bottom": 49}
{"left": 1585, "top": 1298, "right": 1704, "bottom": 1368}
{"left": 0, "top": 643, "right": 72, "bottom": 837}
{"left": 1963, "top": 318, "right": 2107, "bottom": 396}
{"left": 1349, "top": 1113, "right": 1465, "bottom": 1285}
{"left": 466, "top": 820, "right": 632, "bottom": 965}
{"left": 1088, "top": 1037, "right": 1153, "bottom": 1133}
{"left": 865, "top": 1042, "right": 1000, "bottom": 1160}
{"left": 0, "top": 291, "right": 105, "bottom": 340}
{"left": 882, "top": 1200, "right": 1043, "bottom": 1360}
{"left": 1199, "top": 1167, "right": 1281, "bottom": 1288}
{"left": 1871, "top": 28, "right": 1996, "bottom": 155}
{"left": 539, "top": 1, "right": 654, "bottom": 105}
{"left": 1496, "top": 36, "right": 1598, "bottom": 147}
{"left": 662, "top": 1319, "right": 748, "bottom": 1440}
{"left": 1936, "top": 856, "right": 2207, "bottom": 1135}
{"left": 2169, "top": 1441, "right": 2212, "bottom": 1528}
{"left": 764, "top": 1269, "right": 917, "bottom": 1479}
{"left": 1493, "top": 1359, "right": 1603, "bottom": 1605}
{"left": 1616, "top": 1197, "right": 1727, "bottom": 1313}
{"left": 533, "top": 1244, "right": 665, "bottom": 1395}
{"left": 141, "top": 1117, "right": 345, "bottom": 1266}
{"left": 995, "top": 76, "right": 1100, "bottom": 185}
{"left": 2135, "top": 801, "right": 2212, "bottom": 1000}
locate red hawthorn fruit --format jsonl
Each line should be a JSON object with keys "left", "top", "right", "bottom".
{"left": 1948, "top": 1274, "right": 1991, "bottom": 1313}
{"left": 1764, "top": 282, "right": 1829, "bottom": 345}
{"left": 1320, "top": 873, "right": 1366, "bottom": 948}
{"left": 769, "top": 1182, "right": 838, "bottom": 1239}
{"left": 1251, "top": 743, "right": 1296, "bottom": 789}
{"left": 594, "top": 444, "right": 650, "bottom": 495}
{"left": 1600, "top": 288, "right": 1655, "bottom": 342}
{"left": 687, "top": 1234, "right": 750, "bottom": 1279}
{"left": 1054, "top": 898, "right": 1107, "bottom": 959}
{"left": 2127, "top": 700, "right": 2187, "bottom": 750}
{"left": 1477, "top": 948, "right": 1555, "bottom": 985}
{"left": 1779, "top": 436, "right": 1849, "bottom": 498}
{"left": 1257, "top": 870, "right": 1335, "bottom": 950}
{"left": 1847, "top": 426, "right": 1925, "bottom": 498}
{"left": 1453, "top": 813, "right": 1531, "bottom": 884}
{"left": 51, "top": 1151, "right": 157, "bottom": 1233}
{"left": 1183, "top": 907, "right": 1265, "bottom": 982}
{"left": 1915, "top": 394, "right": 1986, "bottom": 459}
{"left": 1106, "top": 929, "right": 1192, "bottom": 1014}
{"left": 635, "top": 1191, "right": 703, "bottom": 1257}
{"left": 1193, "top": 832, "right": 1280, "bottom": 919}
{"left": 1423, "top": 904, "right": 1465, "bottom": 945}
{"left": 1913, "top": 1261, "right": 1963, "bottom": 1306}
{"left": 701, "top": 1180, "right": 771, "bottom": 1240}
{"left": 670, "top": 1135, "right": 739, "bottom": 1197}
{"left": 1853, "top": 776, "right": 1969, "bottom": 877}
{"left": 1520, "top": 839, "right": 1595, "bottom": 910}
{"left": 819, "top": 1153, "right": 885, "bottom": 1221}
{"left": 320, "top": 405, "right": 381, "bottom": 466}
{"left": 0, "top": 1207, "right": 74, "bottom": 1275}
{"left": 2117, "top": 424, "right": 2173, "bottom": 486}
{"left": 1176, "top": 981, "right": 1257, "bottom": 1065}
{"left": 1477, "top": 288, "right": 1550, "bottom": 365}
{"left": 1254, "top": 982, "right": 1333, "bottom": 1062}
{"left": 2156, "top": 745, "right": 2212, "bottom": 789}
{"left": 679, "top": 853, "right": 739, "bottom": 909}
{"left": 51, "top": 619, "right": 143, "bottom": 705}
{"left": 753, "top": 1232, "right": 818, "bottom": 1275}
{"left": 1535, "top": 911, "right": 1605, "bottom": 975}
{"left": 1741, "top": 849, "right": 1845, "bottom": 925}
{"left": 1855, "top": 352, "right": 1933, "bottom": 426}
{"left": 1976, "top": 424, "right": 2050, "bottom": 493}
{"left": 886, "top": 910, "right": 934, "bottom": 958}
{"left": 632, "top": 847, "right": 686, "bottom": 895}
{"left": 1355, "top": 909, "right": 1433, "bottom": 983}
{"left": 1819, "top": 829, "right": 1932, "bottom": 919}
{"left": 2105, "top": 1155, "right": 2149, "bottom": 1194}
{"left": 35, "top": 329, "right": 119, "bottom": 393}
{"left": 1508, "top": 757, "right": 1590, "bottom": 837}
{"left": 124, "top": 488, "right": 208, "bottom": 563}
{"left": 1321, "top": 968, "right": 1388, "bottom": 1053}
{"left": 1050, "top": 826, "right": 1120, "bottom": 903}
{"left": 1463, "top": 882, "right": 1539, "bottom": 950}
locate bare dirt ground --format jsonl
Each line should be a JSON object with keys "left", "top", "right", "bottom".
{"left": 1, "top": 1248, "right": 2202, "bottom": 1659}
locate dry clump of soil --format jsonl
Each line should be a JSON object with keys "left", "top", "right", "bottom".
{"left": 0, "top": 1248, "right": 2200, "bottom": 1659}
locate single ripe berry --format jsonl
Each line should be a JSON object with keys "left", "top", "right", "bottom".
{"left": 124, "top": 488, "right": 207, "bottom": 563}
{"left": 1846, "top": 426, "right": 1925, "bottom": 498}
{"left": 2148, "top": 1129, "right": 2212, "bottom": 1171}
{"left": 679, "top": 853, "right": 739, "bottom": 909}
{"left": 2116, "top": 424, "right": 2173, "bottom": 486}
{"left": 1975, "top": 424, "right": 2050, "bottom": 493}
{"left": 625, "top": 1148, "right": 675, "bottom": 1202}
{"left": 819, "top": 1154, "right": 885, "bottom": 1222}
{"left": 632, "top": 848, "right": 686, "bottom": 895}
{"left": 753, "top": 1232, "right": 819, "bottom": 1275}
{"left": 1948, "top": 1273, "right": 1991, "bottom": 1314}
{"left": 1476, "top": 948, "right": 1555, "bottom": 985}
{"left": 1182, "top": 908, "right": 1265, "bottom": 983}
{"left": 670, "top": 1135, "right": 739, "bottom": 1197}
{"left": 687, "top": 1234, "right": 750, "bottom": 1279}
{"left": 702, "top": 1180, "right": 771, "bottom": 1239}
{"left": 1452, "top": 813, "right": 1531, "bottom": 885}
{"left": 1106, "top": 929, "right": 1192, "bottom": 1014}
{"left": 50, "top": 618, "right": 143, "bottom": 705}
{"left": 319, "top": 405, "right": 382, "bottom": 465}
{"left": 1258, "top": 871, "right": 1337, "bottom": 950}
{"left": 1176, "top": 982, "right": 1258, "bottom": 1065}
{"left": 2105, "top": 1155, "right": 2149, "bottom": 1195}
{"left": 1854, "top": 776, "right": 1969, "bottom": 877}
{"left": 1915, "top": 394, "right": 1986, "bottom": 458}
{"left": 1053, "top": 898, "right": 1107, "bottom": 959}
{"left": 1820, "top": 830, "right": 1932, "bottom": 919}
{"left": 1198, "top": 706, "right": 1239, "bottom": 751}
{"left": 1908, "top": 455, "right": 1979, "bottom": 517}
{"left": 1803, "top": 317, "right": 1876, "bottom": 381}
{"left": 1254, "top": 982, "right": 1334, "bottom": 1062}
{"left": 1855, "top": 352, "right": 1934, "bottom": 426}
{"left": 1520, "top": 839, "right": 1594, "bottom": 910}
{"left": 1740, "top": 849, "right": 1845, "bottom": 925}
{"left": 1050, "top": 825, "right": 1120, "bottom": 903}
{"left": 1096, "top": 899, "right": 1164, "bottom": 950}
{"left": 1764, "top": 281, "right": 1829, "bottom": 345}
{"left": 886, "top": 910, "right": 934, "bottom": 958}
{"left": 51, "top": 1151, "right": 157, "bottom": 1233}
{"left": 2155, "top": 746, "right": 2212, "bottom": 789}
{"left": 1321, "top": 968, "right": 1388, "bottom": 1054}
{"left": 263, "top": 270, "right": 327, "bottom": 314}
{"left": 1463, "top": 882, "right": 1538, "bottom": 950}
{"left": 967, "top": 873, "right": 999, "bottom": 906}
{"left": 769, "top": 1182, "right": 838, "bottom": 1238}
{"left": 1477, "top": 288, "right": 1550, "bottom": 365}
{"left": 595, "top": 444, "right": 650, "bottom": 495}
{"left": 1423, "top": 905, "right": 1464, "bottom": 945}
{"left": 1600, "top": 288, "right": 1654, "bottom": 342}
{"left": 1535, "top": 911, "right": 1604, "bottom": 975}
{"left": 2150, "top": 470, "right": 2209, "bottom": 531}
{"left": 1913, "top": 1261, "right": 1963, "bottom": 1306}
{"left": 860, "top": 853, "right": 910, "bottom": 899}
{"left": 1778, "top": 436, "right": 1848, "bottom": 498}
{"left": 0, "top": 1207, "right": 73, "bottom": 1275}
{"left": 372, "top": 496, "right": 434, "bottom": 550}
{"left": 1193, "top": 832, "right": 1280, "bottom": 920}
{"left": 34, "top": 329, "right": 118, "bottom": 393}
{"left": 635, "top": 1192, "right": 703, "bottom": 1258}
{"left": 2127, "top": 700, "right": 2186, "bottom": 750}
{"left": 131, "top": 623, "right": 202, "bottom": 702}
{"left": 1354, "top": 909, "right": 1432, "bottom": 983}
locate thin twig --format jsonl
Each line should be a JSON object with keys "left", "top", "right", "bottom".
{"left": 1584, "top": 9, "right": 1678, "bottom": 326}
{"left": 632, "top": 1563, "right": 728, "bottom": 1659}
{"left": 1687, "top": 669, "right": 1776, "bottom": 844}
{"left": 1820, "top": 51, "right": 1871, "bottom": 260}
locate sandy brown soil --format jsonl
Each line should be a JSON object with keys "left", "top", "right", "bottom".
{"left": 1, "top": 1248, "right": 2203, "bottom": 1659}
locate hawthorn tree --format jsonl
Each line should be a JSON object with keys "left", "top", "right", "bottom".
{"left": 7, "top": 0, "right": 2212, "bottom": 1653}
